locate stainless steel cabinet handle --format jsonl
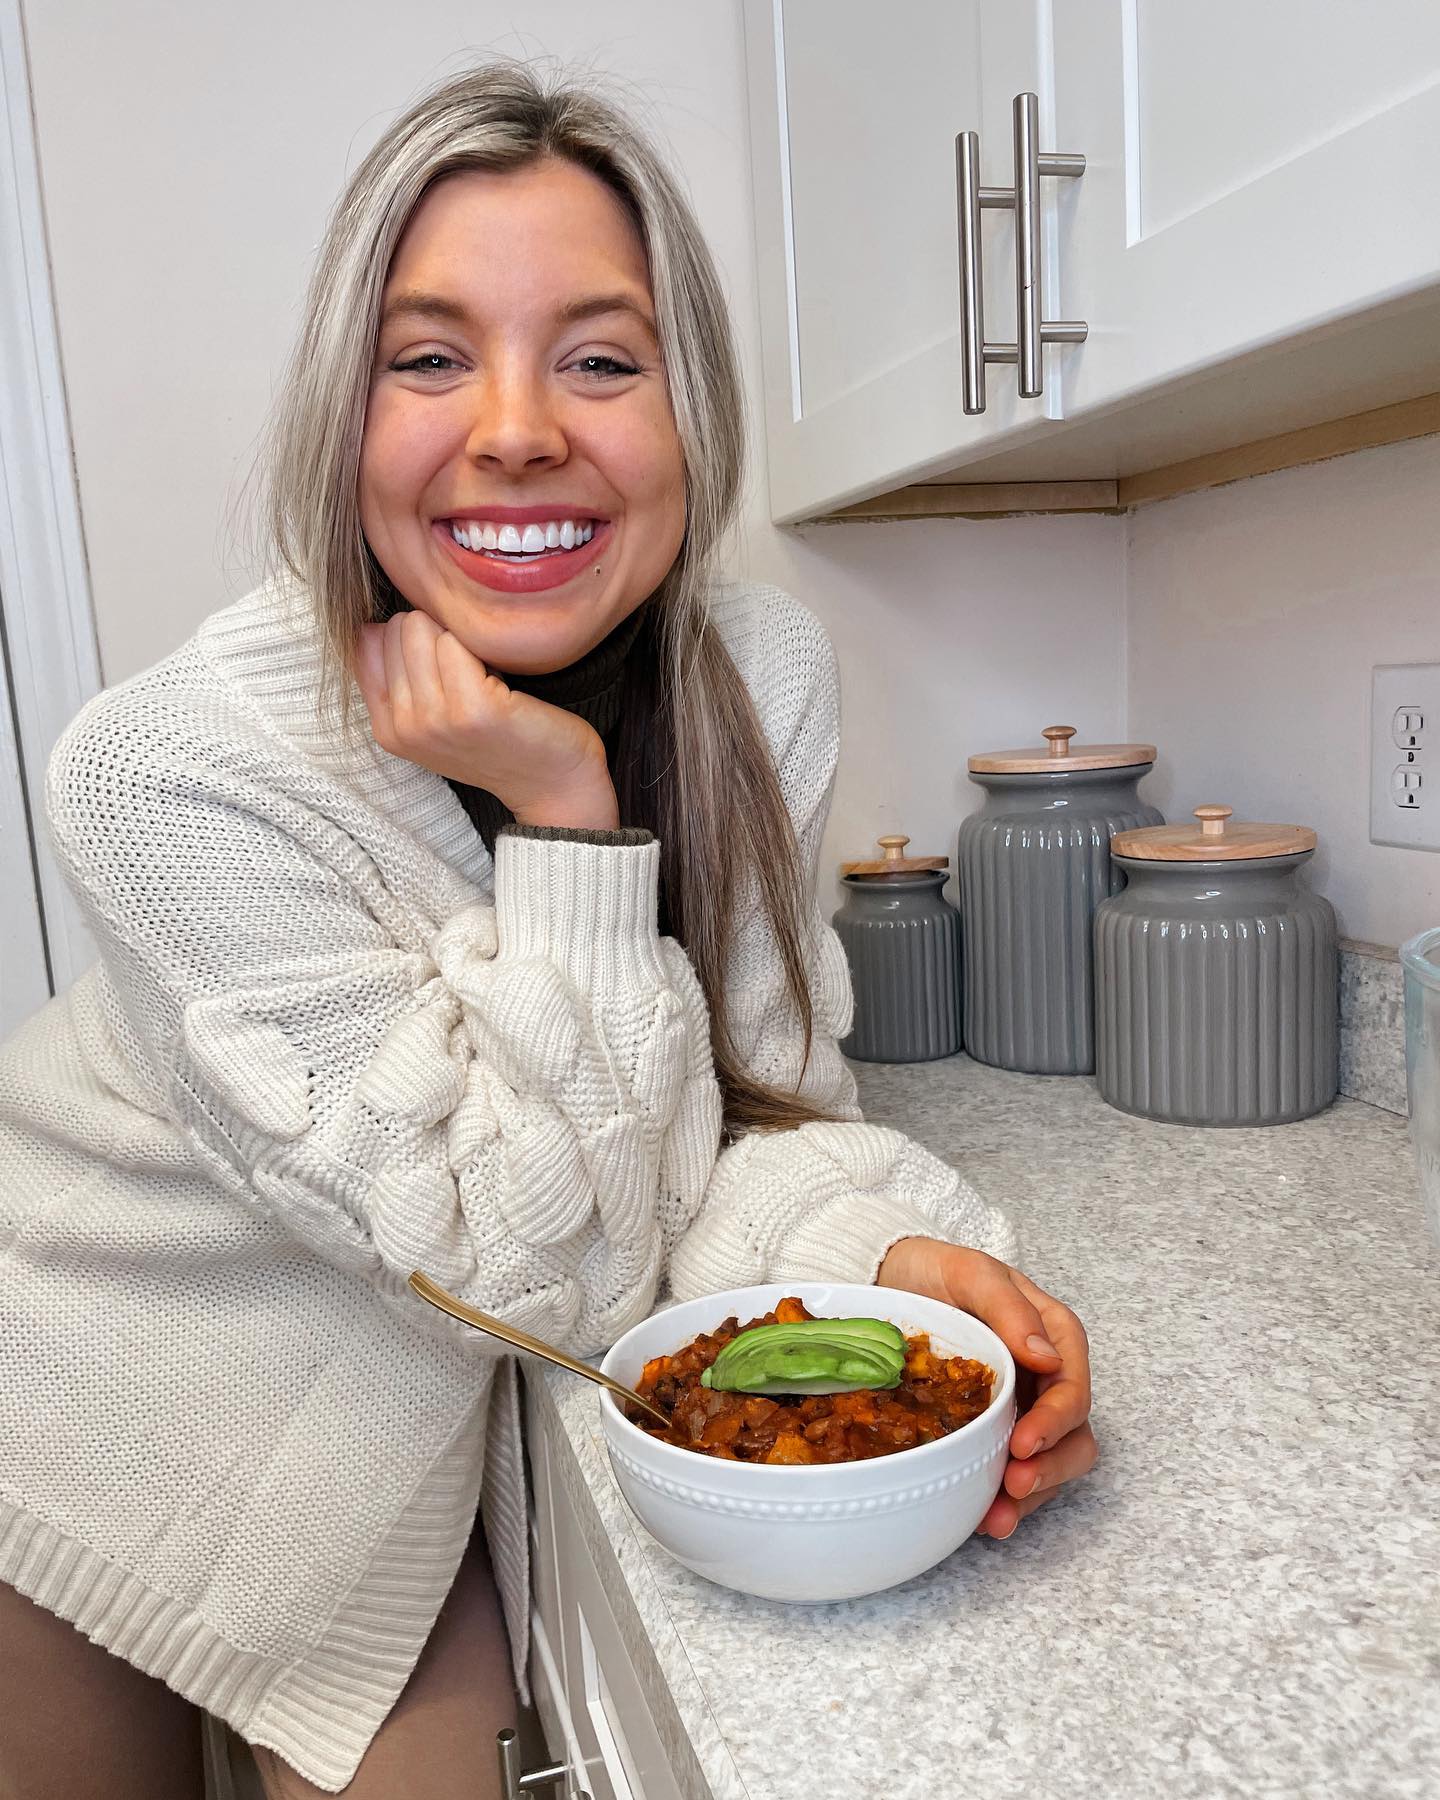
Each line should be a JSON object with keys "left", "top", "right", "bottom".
{"left": 955, "top": 92, "right": 1087, "bottom": 413}
{"left": 955, "top": 128, "right": 987, "bottom": 417}
{"left": 497, "top": 1728, "right": 570, "bottom": 1800}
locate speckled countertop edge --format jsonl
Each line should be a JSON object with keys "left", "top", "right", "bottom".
{"left": 528, "top": 1371, "right": 749, "bottom": 1800}
{"left": 536, "top": 1058, "right": 1440, "bottom": 1800}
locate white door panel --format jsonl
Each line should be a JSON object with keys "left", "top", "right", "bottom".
{"left": 1054, "top": 0, "right": 1440, "bottom": 416}
{"left": 1130, "top": 1, "right": 1440, "bottom": 239}
{"left": 0, "top": 0, "right": 102, "bottom": 1031}
{"left": 746, "top": 0, "right": 1081, "bottom": 519}
{"left": 0, "top": 642, "right": 50, "bottom": 1036}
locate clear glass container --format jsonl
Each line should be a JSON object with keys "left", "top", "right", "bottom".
{"left": 1400, "top": 925, "right": 1440, "bottom": 1247}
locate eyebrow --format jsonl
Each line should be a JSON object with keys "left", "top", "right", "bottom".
{"left": 379, "top": 288, "right": 658, "bottom": 336}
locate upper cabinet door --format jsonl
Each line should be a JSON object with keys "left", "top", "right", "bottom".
{"left": 1053, "top": 0, "right": 1440, "bottom": 418}
{"left": 743, "top": 0, "right": 1082, "bottom": 522}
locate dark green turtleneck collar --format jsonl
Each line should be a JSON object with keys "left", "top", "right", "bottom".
{"left": 444, "top": 602, "right": 649, "bottom": 854}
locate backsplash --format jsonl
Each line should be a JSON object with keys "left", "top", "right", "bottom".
{"left": 1339, "top": 941, "right": 1408, "bottom": 1115}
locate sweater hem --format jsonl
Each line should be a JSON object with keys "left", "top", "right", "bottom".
{"left": 0, "top": 1399, "right": 490, "bottom": 1794}
{"left": 0, "top": 1500, "right": 281, "bottom": 1745}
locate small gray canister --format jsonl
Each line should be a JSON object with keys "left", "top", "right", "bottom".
{"left": 958, "top": 726, "right": 1163, "bottom": 1074}
{"left": 832, "top": 835, "right": 962, "bottom": 1062}
{"left": 1095, "top": 805, "right": 1338, "bottom": 1125}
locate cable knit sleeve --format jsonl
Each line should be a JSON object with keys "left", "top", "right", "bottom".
{"left": 663, "top": 591, "right": 1017, "bottom": 1301}
{"left": 43, "top": 703, "right": 696, "bottom": 1356}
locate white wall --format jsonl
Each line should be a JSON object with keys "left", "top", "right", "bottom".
{"left": 23, "top": 0, "right": 1127, "bottom": 920}
{"left": 1125, "top": 434, "right": 1440, "bottom": 950}
{"left": 746, "top": 517, "right": 1126, "bottom": 908}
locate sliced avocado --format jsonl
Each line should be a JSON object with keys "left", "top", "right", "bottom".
{"left": 699, "top": 1317, "right": 907, "bottom": 1395}
{"left": 825, "top": 1318, "right": 905, "bottom": 1352}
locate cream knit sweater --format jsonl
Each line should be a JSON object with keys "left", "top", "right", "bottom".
{"left": 0, "top": 572, "right": 1015, "bottom": 1791}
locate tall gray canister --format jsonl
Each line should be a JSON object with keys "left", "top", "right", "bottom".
{"left": 959, "top": 726, "right": 1163, "bottom": 1074}
{"left": 832, "top": 835, "right": 962, "bottom": 1062}
{"left": 1095, "top": 805, "right": 1338, "bottom": 1125}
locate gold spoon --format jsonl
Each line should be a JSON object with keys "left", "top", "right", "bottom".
{"left": 407, "top": 1269, "right": 671, "bottom": 1428}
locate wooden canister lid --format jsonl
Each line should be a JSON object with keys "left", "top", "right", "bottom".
{"left": 1111, "top": 804, "right": 1317, "bottom": 862}
{"left": 840, "top": 834, "right": 949, "bottom": 878}
{"left": 968, "top": 724, "right": 1158, "bottom": 774}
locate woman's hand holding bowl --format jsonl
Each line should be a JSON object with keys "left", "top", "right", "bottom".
{"left": 353, "top": 609, "right": 621, "bottom": 829}
{"left": 877, "top": 1237, "right": 1097, "bottom": 1539}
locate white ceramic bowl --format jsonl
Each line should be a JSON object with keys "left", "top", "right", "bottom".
{"left": 598, "top": 1282, "right": 1016, "bottom": 1602}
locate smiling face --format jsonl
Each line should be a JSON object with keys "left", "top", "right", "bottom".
{"left": 359, "top": 158, "right": 687, "bottom": 676}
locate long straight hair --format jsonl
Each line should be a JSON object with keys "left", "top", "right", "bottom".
{"left": 254, "top": 59, "right": 852, "bottom": 1138}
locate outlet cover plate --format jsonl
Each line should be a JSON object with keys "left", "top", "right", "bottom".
{"left": 1371, "top": 662, "right": 1440, "bottom": 851}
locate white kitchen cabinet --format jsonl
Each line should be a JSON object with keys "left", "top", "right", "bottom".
{"left": 523, "top": 1374, "right": 683, "bottom": 1800}
{"left": 1051, "top": 0, "right": 1440, "bottom": 421}
{"left": 745, "top": 0, "right": 1440, "bottom": 517}
{"left": 742, "top": 0, "right": 1086, "bottom": 522}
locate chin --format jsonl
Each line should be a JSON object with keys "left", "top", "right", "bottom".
{"left": 484, "top": 615, "right": 634, "bottom": 678}
{"left": 477, "top": 633, "right": 591, "bottom": 679}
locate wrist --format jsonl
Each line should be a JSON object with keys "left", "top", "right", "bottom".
{"left": 875, "top": 1234, "right": 931, "bottom": 1291}
{"left": 511, "top": 772, "right": 620, "bottom": 832}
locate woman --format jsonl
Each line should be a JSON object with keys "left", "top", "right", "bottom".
{"left": 0, "top": 60, "right": 1095, "bottom": 1799}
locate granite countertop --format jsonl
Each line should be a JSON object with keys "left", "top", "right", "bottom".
{"left": 528, "top": 1057, "right": 1440, "bottom": 1800}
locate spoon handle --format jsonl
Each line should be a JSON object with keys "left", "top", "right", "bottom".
{"left": 407, "top": 1270, "right": 670, "bottom": 1428}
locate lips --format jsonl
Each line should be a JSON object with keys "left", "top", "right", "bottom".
{"left": 433, "top": 516, "right": 613, "bottom": 595}
{"left": 442, "top": 505, "right": 609, "bottom": 526}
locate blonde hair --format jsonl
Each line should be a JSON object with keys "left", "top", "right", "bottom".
{"left": 254, "top": 58, "right": 850, "bottom": 1138}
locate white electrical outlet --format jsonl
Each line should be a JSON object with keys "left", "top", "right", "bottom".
{"left": 1371, "top": 663, "right": 1440, "bottom": 851}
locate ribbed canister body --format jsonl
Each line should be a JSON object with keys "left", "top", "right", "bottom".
{"left": 958, "top": 768, "right": 1162, "bottom": 1074}
{"left": 1094, "top": 854, "right": 1338, "bottom": 1125}
{"left": 832, "top": 871, "right": 962, "bottom": 1062}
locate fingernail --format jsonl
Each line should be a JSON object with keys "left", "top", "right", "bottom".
{"left": 1026, "top": 1333, "right": 1060, "bottom": 1359}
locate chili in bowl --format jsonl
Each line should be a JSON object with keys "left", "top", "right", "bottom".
{"left": 597, "top": 1282, "right": 1016, "bottom": 1603}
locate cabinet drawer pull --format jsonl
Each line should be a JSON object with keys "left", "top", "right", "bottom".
{"left": 955, "top": 92, "right": 1087, "bottom": 413}
{"left": 497, "top": 1728, "right": 569, "bottom": 1799}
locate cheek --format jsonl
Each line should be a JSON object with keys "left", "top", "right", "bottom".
{"left": 359, "top": 393, "right": 452, "bottom": 511}
{"left": 615, "top": 410, "right": 686, "bottom": 527}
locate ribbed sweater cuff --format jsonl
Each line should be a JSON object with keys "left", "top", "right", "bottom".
{"left": 493, "top": 827, "right": 668, "bottom": 991}
{"left": 500, "top": 823, "right": 655, "bottom": 848}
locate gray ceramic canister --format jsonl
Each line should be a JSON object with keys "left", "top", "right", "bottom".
{"left": 1095, "top": 805, "right": 1338, "bottom": 1126}
{"left": 832, "top": 835, "right": 962, "bottom": 1062}
{"left": 958, "top": 726, "right": 1163, "bottom": 1074}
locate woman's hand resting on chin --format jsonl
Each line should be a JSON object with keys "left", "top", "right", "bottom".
{"left": 876, "top": 1236, "right": 1097, "bottom": 1539}
{"left": 353, "top": 609, "right": 621, "bottom": 829}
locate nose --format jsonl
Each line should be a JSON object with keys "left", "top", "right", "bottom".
{"left": 464, "top": 366, "right": 567, "bottom": 473}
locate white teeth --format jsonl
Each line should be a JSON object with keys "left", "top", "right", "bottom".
{"left": 447, "top": 517, "right": 602, "bottom": 557}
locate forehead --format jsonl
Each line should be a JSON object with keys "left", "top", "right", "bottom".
{"left": 383, "top": 158, "right": 653, "bottom": 311}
